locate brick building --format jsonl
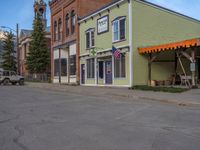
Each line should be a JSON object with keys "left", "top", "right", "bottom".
{"left": 49, "top": 0, "right": 113, "bottom": 84}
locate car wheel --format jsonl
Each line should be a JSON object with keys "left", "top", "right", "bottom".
{"left": 3, "top": 79, "right": 10, "bottom": 85}
{"left": 19, "top": 79, "right": 24, "bottom": 86}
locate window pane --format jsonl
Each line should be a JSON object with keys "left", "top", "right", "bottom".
{"left": 120, "top": 19, "right": 125, "bottom": 40}
{"left": 87, "top": 58, "right": 95, "bottom": 78}
{"left": 114, "top": 58, "right": 120, "bottom": 78}
{"left": 121, "top": 54, "right": 126, "bottom": 77}
{"left": 113, "top": 21, "right": 119, "bottom": 41}
{"left": 91, "top": 31, "right": 95, "bottom": 47}
{"left": 86, "top": 32, "right": 90, "bottom": 49}
{"left": 54, "top": 59, "right": 59, "bottom": 76}
{"left": 61, "top": 59, "right": 67, "bottom": 76}
{"left": 70, "top": 55, "right": 76, "bottom": 75}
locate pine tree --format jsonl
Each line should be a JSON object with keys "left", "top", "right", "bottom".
{"left": 26, "top": 16, "right": 50, "bottom": 74}
{"left": 2, "top": 32, "right": 17, "bottom": 71}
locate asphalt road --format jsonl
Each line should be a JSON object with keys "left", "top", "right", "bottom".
{"left": 0, "top": 86, "right": 200, "bottom": 150}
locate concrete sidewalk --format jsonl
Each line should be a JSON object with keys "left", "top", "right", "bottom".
{"left": 26, "top": 82, "right": 200, "bottom": 106}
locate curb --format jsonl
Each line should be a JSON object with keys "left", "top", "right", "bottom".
{"left": 26, "top": 83, "right": 200, "bottom": 107}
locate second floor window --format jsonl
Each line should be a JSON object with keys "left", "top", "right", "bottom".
{"left": 86, "top": 29, "right": 95, "bottom": 49}
{"left": 58, "top": 18, "right": 62, "bottom": 41}
{"left": 54, "top": 21, "right": 57, "bottom": 41}
{"left": 71, "top": 10, "right": 76, "bottom": 34}
{"left": 65, "top": 14, "right": 69, "bottom": 36}
{"left": 112, "top": 17, "right": 126, "bottom": 42}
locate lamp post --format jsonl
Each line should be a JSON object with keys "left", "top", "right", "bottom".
{"left": 0, "top": 24, "right": 19, "bottom": 74}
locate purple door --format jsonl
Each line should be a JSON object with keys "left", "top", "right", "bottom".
{"left": 105, "top": 61, "right": 112, "bottom": 84}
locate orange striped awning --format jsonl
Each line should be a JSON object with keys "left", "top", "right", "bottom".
{"left": 138, "top": 38, "right": 200, "bottom": 54}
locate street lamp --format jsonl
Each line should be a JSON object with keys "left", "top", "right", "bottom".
{"left": 0, "top": 24, "right": 19, "bottom": 74}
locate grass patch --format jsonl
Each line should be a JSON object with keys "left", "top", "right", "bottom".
{"left": 130, "top": 85, "right": 189, "bottom": 93}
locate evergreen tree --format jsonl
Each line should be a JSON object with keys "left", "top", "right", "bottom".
{"left": 26, "top": 16, "right": 50, "bottom": 74}
{"left": 2, "top": 32, "right": 17, "bottom": 71}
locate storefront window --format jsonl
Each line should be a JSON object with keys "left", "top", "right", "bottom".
{"left": 70, "top": 55, "right": 76, "bottom": 75}
{"left": 54, "top": 59, "right": 67, "bottom": 76}
{"left": 114, "top": 54, "right": 126, "bottom": 78}
{"left": 87, "top": 58, "right": 95, "bottom": 78}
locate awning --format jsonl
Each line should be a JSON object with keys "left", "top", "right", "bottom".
{"left": 138, "top": 38, "right": 200, "bottom": 54}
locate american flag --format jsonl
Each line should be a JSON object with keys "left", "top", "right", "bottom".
{"left": 112, "top": 46, "right": 121, "bottom": 59}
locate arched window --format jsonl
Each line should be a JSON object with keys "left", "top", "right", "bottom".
{"left": 71, "top": 10, "right": 76, "bottom": 34}
{"left": 58, "top": 18, "right": 62, "bottom": 41}
{"left": 65, "top": 14, "right": 69, "bottom": 36}
{"left": 54, "top": 21, "right": 57, "bottom": 41}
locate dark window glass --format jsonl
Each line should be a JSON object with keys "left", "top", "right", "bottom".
{"left": 65, "top": 14, "right": 69, "bottom": 36}
{"left": 120, "top": 19, "right": 125, "bottom": 40}
{"left": 91, "top": 31, "right": 95, "bottom": 47}
{"left": 114, "top": 54, "right": 126, "bottom": 78}
{"left": 87, "top": 58, "right": 94, "bottom": 78}
{"left": 86, "top": 32, "right": 90, "bottom": 49}
{"left": 70, "top": 55, "right": 76, "bottom": 75}
{"left": 99, "top": 61, "right": 104, "bottom": 79}
{"left": 61, "top": 59, "right": 67, "bottom": 76}
{"left": 54, "top": 59, "right": 67, "bottom": 76}
{"left": 58, "top": 18, "right": 62, "bottom": 41}
{"left": 54, "top": 21, "right": 57, "bottom": 41}
{"left": 71, "top": 10, "right": 76, "bottom": 34}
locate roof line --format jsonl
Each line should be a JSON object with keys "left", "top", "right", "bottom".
{"left": 79, "top": 0, "right": 125, "bottom": 23}
{"left": 138, "top": 0, "right": 200, "bottom": 23}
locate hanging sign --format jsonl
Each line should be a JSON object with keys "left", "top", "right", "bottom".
{"left": 97, "top": 15, "right": 109, "bottom": 34}
{"left": 90, "top": 48, "right": 97, "bottom": 57}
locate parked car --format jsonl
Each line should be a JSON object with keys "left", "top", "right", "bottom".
{"left": 0, "top": 70, "right": 24, "bottom": 85}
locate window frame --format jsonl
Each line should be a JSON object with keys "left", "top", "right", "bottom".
{"left": 71, "top": 10, "right": 76, "bottom": 34}
{"left": 114, "top": 53, "right": 126, "bottom": 78}
{"left": 65, "top": 14, "right": 69, "bottom": 37}
{"left": 112, "top": 17, "right": 126, "bottom": 43}
{"left": 86, "top": 58, "right": 95, "bottom": 79}
{"left": 85, "top": 28, "right": 95, "bottom": 49}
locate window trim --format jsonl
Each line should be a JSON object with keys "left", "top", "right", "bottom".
{"left": 85, "top": 28, "right": 95, "bottom": 49}
{"left": 86, "top": 58, "right": 95, "bottom": 79}
{"left": 112, "top": 17, "right": 126, "bottom": 43}
{"left": 114, "top": 53, "right": 126, "bottom": 79}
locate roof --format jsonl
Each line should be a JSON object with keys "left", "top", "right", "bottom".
{"left": 20, "top": 26, "right": 51, "bottom": 38}
{"left": 79, "top": 0, "right": 200, "bottom": 24}
{"left": 79, "top": 0, "right": 122, "bottom": 22}
{"left": 138, "top": 38, "right": 200, "bottom": 54}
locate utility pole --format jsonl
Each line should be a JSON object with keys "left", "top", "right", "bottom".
{"left": 16, "top": 23, "right": 20, "bottom": 75}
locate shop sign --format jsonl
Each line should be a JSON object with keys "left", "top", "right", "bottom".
{"left": 97, "top": 15, "right": 109, "bottom": 34}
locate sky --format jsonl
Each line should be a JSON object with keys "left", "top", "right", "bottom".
{"left": 0, "top": 0, "right": 200, "bottom": 32}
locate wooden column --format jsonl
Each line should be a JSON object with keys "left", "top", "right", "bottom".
{"left": 148, "top": 53, "right": 152, "bottom": 86}
{"left": 191, "top": 49, "right": 196, "bottom": 88}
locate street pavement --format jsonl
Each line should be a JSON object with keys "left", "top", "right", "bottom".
{"left": 0, "top": 85, "right": 200, "bottom": 150}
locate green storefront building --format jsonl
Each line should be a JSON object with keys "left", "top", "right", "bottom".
{"left": 79, "top": 0, "right": 200, "bottom": 87}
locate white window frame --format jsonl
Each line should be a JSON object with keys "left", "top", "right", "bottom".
{"left": 112, "top": 17, "right": 126, "bottom": 43}
{"left": 86, "top": 29, "right": 95, "bottom": 49}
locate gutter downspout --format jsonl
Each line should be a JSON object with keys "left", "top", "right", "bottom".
{"left": 129, "top": 0, "right": 133, "bottom": 87}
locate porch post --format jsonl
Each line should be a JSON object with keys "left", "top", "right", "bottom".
{"left": 191, "top": 49, "right": 196, "bottom": 88}
{"left": 148, "top": 53, "right": 152, "bottom": 86}
{"left": 175, "top": 50, "right": 178, "bottom": 74}
{"left": 58, "top": 48, "right": 61, "bottom": 84}
{"left": 68, "top": 48, "right": 70, "bottom": 84}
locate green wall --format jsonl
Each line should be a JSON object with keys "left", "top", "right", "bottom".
{"left": 132, "top": 0, "right": 200, "bottom": 85}
{"left": 80, "top": 1, "right": 130, "bottom": 86}
{"left": 80, "top": 1, "right": 129, "bottom": 55}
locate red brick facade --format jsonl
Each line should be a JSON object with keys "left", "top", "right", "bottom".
{"left": 49, "top": 0, "right": 113, "bottom": 84}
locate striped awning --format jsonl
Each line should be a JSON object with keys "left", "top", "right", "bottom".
{"left": 138, "top": 38, "right": 200, "bottom": 54}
